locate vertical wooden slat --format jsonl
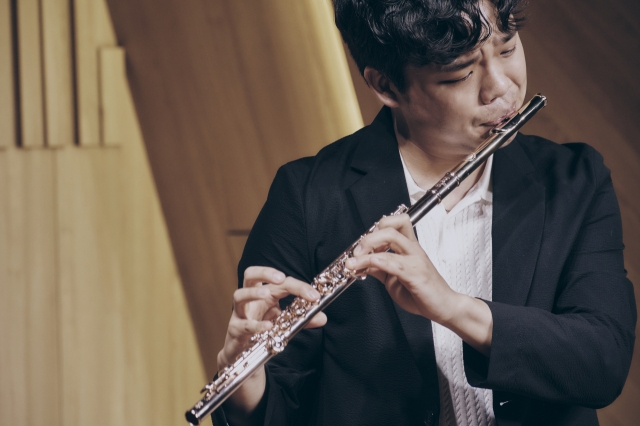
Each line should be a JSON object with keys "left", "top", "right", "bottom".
{"left": 0, "top": 150, "right": 60, "bottom": 426}
{"left": 16, "top": 0, "right": 45, "bottom": 148}
{"left": 99, "top": 46, "right": 125, "bottom": 146}
{"left": 57, "top": 148, "right": 126, "bottom": 426}
{"left": 73, "top": 0, "right": 99, "bottom": 147}
{"left": 73, "top": 0, "right": 117, "bottom": 146}
{"left": 0, "top": 0, "right": 15, "bottom": 148}
{"left": 41, "top": 0, "right": 74, "bottom": 147}
{"left": 0, "top": 152, "right": 12, "bottom": 426}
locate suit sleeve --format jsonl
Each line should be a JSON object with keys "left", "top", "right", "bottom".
{"left": 215, "top": 161, "right": 323, "bottom": 426}
{"left": 463, "top": 147, "right": 637, "bottom": 408}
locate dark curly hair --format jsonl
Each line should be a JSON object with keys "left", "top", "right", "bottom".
{"left": 333, "top": 0, "right": 527, "bottom": 91}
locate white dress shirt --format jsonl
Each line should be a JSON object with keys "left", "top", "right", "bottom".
{"left": 400, "top": 153, "right": 496, "bottom": 426}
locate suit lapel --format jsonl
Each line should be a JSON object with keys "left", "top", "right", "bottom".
{"left": 492, "top": 135, "right": 546, "bottom": 306}
{"left": 347, "top": 108, "right": 440, "bottom": 417}
{"left": 347, "top": 108, "right": 410, "bottom": 227}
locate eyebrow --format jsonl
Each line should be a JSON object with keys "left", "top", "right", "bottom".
{"left": 438, "top": 31, "right": 517, "bottom": 74}
{"left": 499, "top": 31, "right": 516, "bottom": 44}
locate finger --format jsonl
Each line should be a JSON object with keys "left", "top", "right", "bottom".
{"left": 233, "top": 286, "right": 272, "bottom": 318}
{"left": 304, "top": 312, "right": 327, "bottom": 328}
{"left": 228, "top": 318, "right": 273, "bottom": 340}
{"left": 385, "top": 280, "right": 422, "bottom": 316}
{"left": 263, "top": 306, "right": 282, "bottom": 321}
{"left": 346, "top": 252, "right": 408, "bottom": 280}
{"left": 362, "top": 266, "right": 388, "bottom": 284}
{"left": 376, "top": 214, "right": 416, "bottom": 241}
{"left": 243, "top": 266, "right": 286, "bottom": 287}
{"left": 355, "top": 227, "right": 415, "bottom": 256}
{"left": 266, "top": 276, "right": 321, "bottom": 302}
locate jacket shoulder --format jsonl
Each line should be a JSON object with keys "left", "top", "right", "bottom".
{"left": 516, "top": 133, "right": 609, "bottom": 187}
{"left": 277, "top": 125, "right": 370, "bottom": 188}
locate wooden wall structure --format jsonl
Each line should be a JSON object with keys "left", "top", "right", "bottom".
{"left": 0, "top": 1, "right": 204, "bottom": 425}
{"left": 104, "top": 0, "right": 363, "bottom": 380}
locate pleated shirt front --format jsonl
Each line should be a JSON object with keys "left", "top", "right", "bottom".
{"left": 400, "top": 153, "right": 495, "bottom": 426}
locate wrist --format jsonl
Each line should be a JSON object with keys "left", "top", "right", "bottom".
{"left": 224, "top": 366, "right": 268, "bottom": 425}
{"left": 434, "top": 290, "right": 468, "bottom": 328}
{"left": 440, "top": 295, "right": 493, "bottom": 356}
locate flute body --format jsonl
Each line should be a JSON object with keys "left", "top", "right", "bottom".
{"left": 185, "top": 94, "right": 547, "bottom": 425}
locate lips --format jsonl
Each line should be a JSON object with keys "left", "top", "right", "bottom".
{"left": 482, "top": 108, "right": 517, "bottom": 127}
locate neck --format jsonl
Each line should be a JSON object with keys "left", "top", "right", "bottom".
{"left": 394, "top": 117, "right": 486, "bottom": 212}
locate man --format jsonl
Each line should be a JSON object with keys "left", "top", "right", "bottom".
{"left": 214, "top": 0, "right": 636, "bottom": 425}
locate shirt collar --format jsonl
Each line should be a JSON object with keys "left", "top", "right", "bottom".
{"left": 399, "top": 151, "right": 493, "bottom": 212}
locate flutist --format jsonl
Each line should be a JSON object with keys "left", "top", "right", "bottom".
{"left": 212, "top": 1, "right": 636, "bottom": 425}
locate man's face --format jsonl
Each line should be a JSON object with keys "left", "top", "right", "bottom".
{"left": 393, "top": 10, "right": 527, "bottom": 157}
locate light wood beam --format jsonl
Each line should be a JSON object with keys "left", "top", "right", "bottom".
{"left": 0, "top": 149, "right": 60, "bottom": 426}
{"left": 16, "top": 0, "right": 45, "bottom": 148}
{"left": 99, "top": 46, "right": 125, "bottom": 146}
{"left": 0, "top": 0, "right": 15, "bottom": 148}
{"left": 73, "top": 0, "right": 117, "bottom": 146}
{"left": 41, "top": 0, "right": 74, "bottom": 147}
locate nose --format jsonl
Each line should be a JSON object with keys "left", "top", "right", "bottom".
{"left": 479, "top": 61, "right": 510, "bottom": 105}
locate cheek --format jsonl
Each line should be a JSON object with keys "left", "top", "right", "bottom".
{"left": 512, "top": 44, "right": 528, "bottom": 90}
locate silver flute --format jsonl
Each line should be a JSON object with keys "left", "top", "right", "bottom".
{"left": 185, "top": 94, "right": 547, "bottom": 425}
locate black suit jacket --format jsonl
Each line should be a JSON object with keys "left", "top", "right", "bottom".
{"left": 220, "top": 108, "right": 635, "bottom": 426}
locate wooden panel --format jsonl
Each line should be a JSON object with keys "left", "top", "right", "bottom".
{"left": 58, "top": 54, "right": 204, "bottom": 424}
{"left": 73, "top": 0, "right": 117, "bottom": 146}
{"left": 105, "top": 0, "right": 363, "bottom": 375}
{"left": 57, "top": 127, "right": 205, "bottom": 426}
{"left": 16, "top": 0, "right": 45, "bottom": 148}
{"left": 41, "top": 0, "right": 74, "bottom": 147}
{"left": 2, "top": 0, "right": 205, "bottom": 424}
{"left": 0, "top": 153, "right": 7, "bottom": 423}
{"left": 108, "top": 77, "right": 205, "bottom": 423}
{"left": 0, "top": 0, "right": 15, "bottom": 148}
{"left": 57, "top": 148, "right": 126, "bottom": 426}
{"left": 0, "top": 149, "right": 60, "bottom": 426}
{"left": 99, "top": 46, "right": 125, "bottom": 146}
{"left": 228, "top": 234, "right": 249, "bottom": 277}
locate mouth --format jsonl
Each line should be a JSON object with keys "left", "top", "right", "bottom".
{"left": 481, "top": 108, "right": 518, "bottom": 127}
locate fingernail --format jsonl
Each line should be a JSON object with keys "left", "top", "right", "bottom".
{"left": 354, "top": 245, "right": 362, "bottom": 255}
{"left": 263, "top": 321, "right": 273, "bottom": 331}
{"left": 345, "top": 258, "right": 356, "bottom": 269}
{"left": 273, "top": 272, "right": 285, "bottom": 282}
{"left": 306, "top": 288, "right": 321, "bottom": 300}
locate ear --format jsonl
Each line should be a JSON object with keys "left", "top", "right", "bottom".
{"left": 363, "top": 67, "right": 401, "bottom": 108}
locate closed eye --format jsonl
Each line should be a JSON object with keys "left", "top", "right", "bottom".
{"left": 502, "top": 46, "right": 516, "bottom": 56}
{"left": 440, "top": 71, "right": 473, "bottom": 85}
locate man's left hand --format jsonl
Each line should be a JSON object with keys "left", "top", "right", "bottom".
{"left": 345, "top": 213, "right": 494, "bottom": 356}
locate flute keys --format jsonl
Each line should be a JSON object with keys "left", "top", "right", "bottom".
{"left": 266, "top": 334, "right": 286, "bottom": 353}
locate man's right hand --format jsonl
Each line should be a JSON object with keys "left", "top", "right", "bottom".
{"left": 217, "top": 266, "right": 326, "bottom": 423}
